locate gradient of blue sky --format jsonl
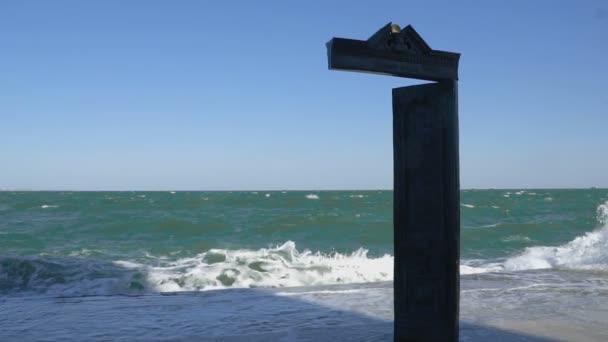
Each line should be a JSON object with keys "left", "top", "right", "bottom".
{"left": 1, "top": 1, "right": 606, "bottom": 190}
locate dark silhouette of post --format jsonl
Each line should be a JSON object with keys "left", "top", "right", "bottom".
{"left": 327, "top": 23, "right": 461, "bottom": 341}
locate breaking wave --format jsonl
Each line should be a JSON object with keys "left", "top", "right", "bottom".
{"left": 0, "top": 242, "right": 393, "bottom": 296}
{"left": 464, "top": 201, "right": 608, "bottom": 274}
{"left": 139, "top": 241, "right": 393, "bottom": 292}
{"left": 4, "top": 202, "right": 608, "bottom": 296}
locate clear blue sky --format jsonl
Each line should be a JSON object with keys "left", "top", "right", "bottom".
{"left": 1, "top": 1, "right": 606, "bottom": 190}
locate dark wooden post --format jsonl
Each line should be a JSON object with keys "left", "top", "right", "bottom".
{"left": 327, "top": 23, "right": 461, "bottom": 342}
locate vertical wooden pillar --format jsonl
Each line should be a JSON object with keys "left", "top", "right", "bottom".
{"left": 393, "top": 81, "right": 460, "bottom": 342}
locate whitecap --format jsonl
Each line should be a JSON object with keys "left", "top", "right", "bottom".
{"left": 69, "top": 249, "right": 104, "bottom": 257}
{"left": 465, "top": 223, "right": 499, "bottom": 229}
{"left": 41, "top": 205, "right": 58, "bottom": 209}
{"left": 114, "top": 260, "right": 142, "bottom": 269}
{"left": 306, "top": 194, "right": 319, "bottom": 200}
{"left": 502, "top": 235, "right": 531, "bottom": 243}
{"left": 460, "top": 203, "right": 475, "bottom": 208}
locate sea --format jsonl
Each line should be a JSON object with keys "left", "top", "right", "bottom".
{"left": 1, "top": 189, "right": 608, "bottom": 341}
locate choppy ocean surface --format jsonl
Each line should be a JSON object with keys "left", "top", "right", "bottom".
{"left": 1, "top": 189, "right": 608, "bottom": 341}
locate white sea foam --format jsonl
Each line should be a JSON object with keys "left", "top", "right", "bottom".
{"left": 306, "top": 194, "right": 319, "bottom": 200}
{"left": 478, "top": 201, "right": 608, "bottom": 273}
{"left": 40, "top": 205, "right": 58, "bottom": 209}
{"left": 349, "top": 194, "right": 366, "bottom": 198}
{"left": 139, "top": 225, "right": 608, "bottom": 292}
{"left": 598, "top": 202, "right": 608, "bottom": 224}
{"left": 277, "top": 288, "right": 366, "bottom": 296}
{"left": 460, "top": 264, "right": 503, "bottom": 275}
{"left": 461, "top": 203, "right": 475, "bottom": 208}
{"left": 265, "top": 193, "right": 271, "bottom": 197}
{"left": 137, "top": 241, "right": 393, "bottom": 292}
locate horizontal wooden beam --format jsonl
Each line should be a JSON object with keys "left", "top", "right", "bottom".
{"left": 327, "top": 24, "right": 460, "bottom": 82}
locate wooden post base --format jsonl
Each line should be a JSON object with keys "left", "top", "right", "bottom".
{"left": 393, "top": 81, "right": 460, "bottom": 342}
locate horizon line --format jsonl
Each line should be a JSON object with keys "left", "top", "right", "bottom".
{"left": 1, "top": 187, "right": 606, "bottom": 192}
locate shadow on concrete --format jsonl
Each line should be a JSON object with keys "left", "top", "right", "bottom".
{"left": 0, "top": 255, "right": 564, "bottom": 341}
{"left": 0, "top": 262, "right": 563, "bottom": 342}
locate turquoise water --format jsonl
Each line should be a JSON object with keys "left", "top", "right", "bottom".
{"left": 1, "top": 189, "right": 607, "bottom": 295}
